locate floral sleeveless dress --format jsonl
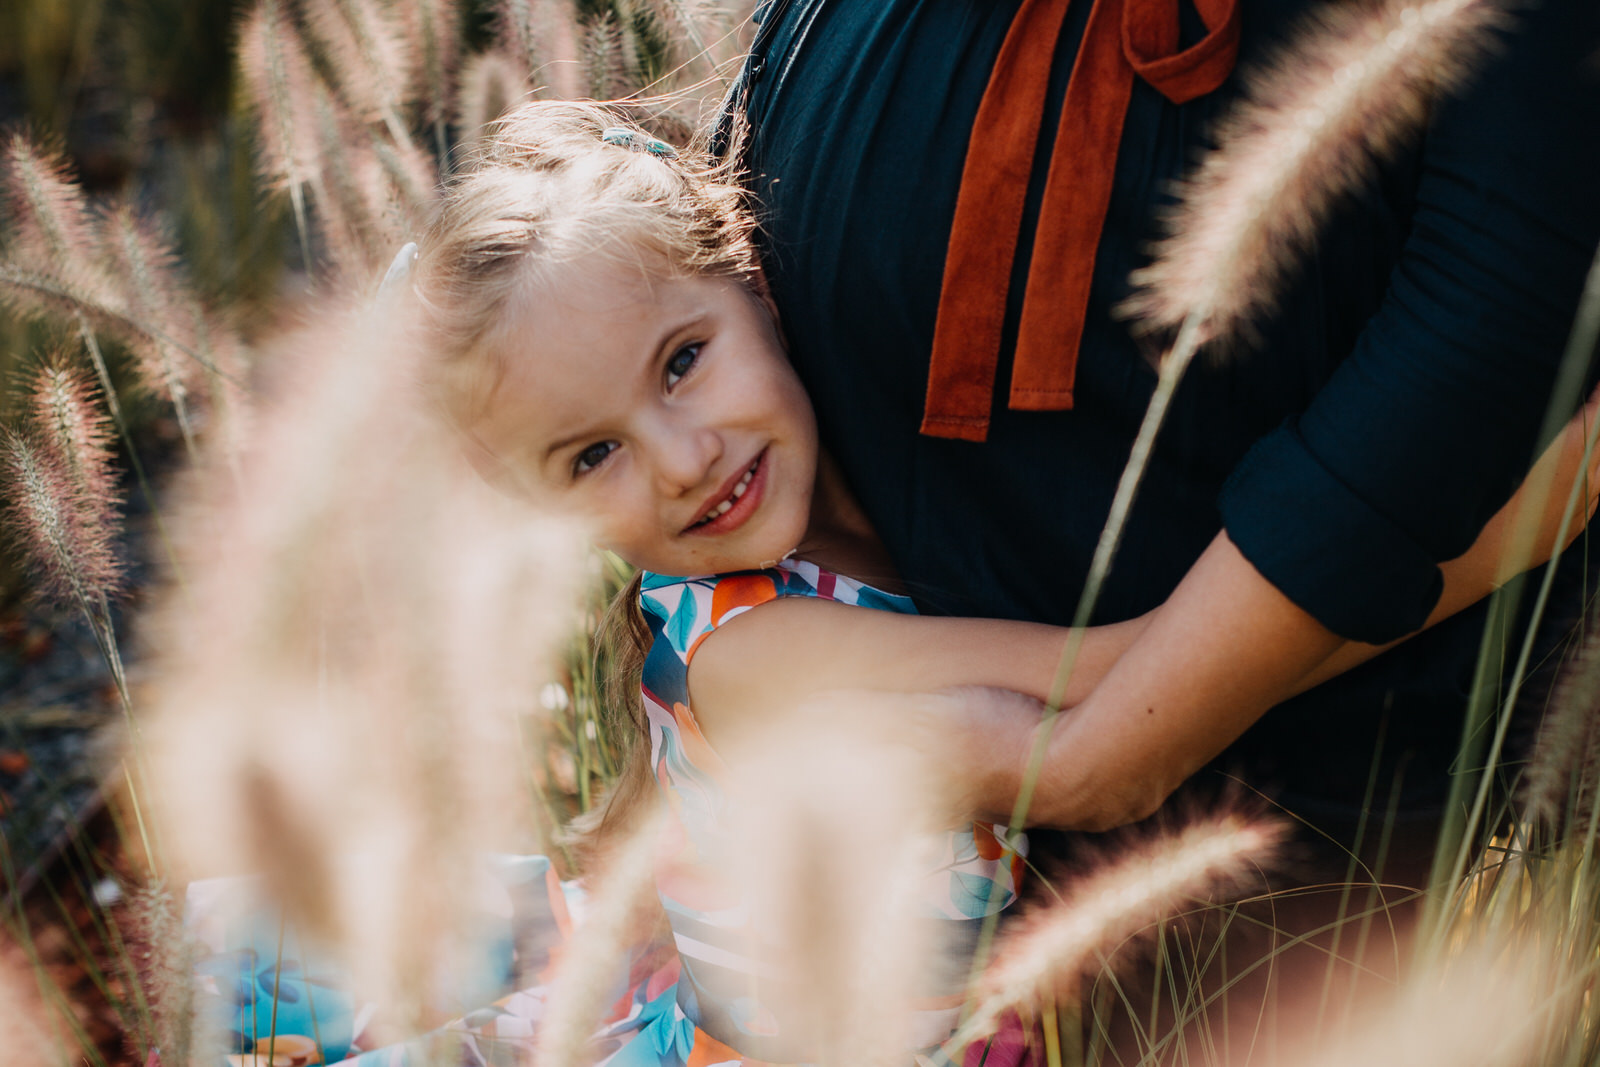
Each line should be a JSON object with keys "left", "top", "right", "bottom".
{"left": 310, "top": 560, "right": 1027, "bottom": 1067}
{"left": 585, "top": 559, "right": 1028, "bottom": 1065}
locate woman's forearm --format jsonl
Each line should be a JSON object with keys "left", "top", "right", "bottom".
{"left": 1026, "top": 532, "right": 1345, "bottom": 830}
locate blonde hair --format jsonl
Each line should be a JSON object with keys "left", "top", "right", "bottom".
{"left": 412, "top": 99, "right": 761, "bottom": 423}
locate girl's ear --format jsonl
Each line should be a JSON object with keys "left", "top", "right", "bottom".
{"left": 747, "top": 264, "right": 786, "bottom": 346}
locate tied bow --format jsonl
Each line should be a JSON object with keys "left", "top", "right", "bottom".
{"left": 921, "top": 0, "right": 1241, "bottom": 441}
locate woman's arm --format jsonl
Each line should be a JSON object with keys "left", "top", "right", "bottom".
{"left": 691, "top": 397, "right": 1600, "bottom": 824}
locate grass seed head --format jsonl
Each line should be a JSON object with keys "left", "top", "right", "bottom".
{"left": 26, "top": 351, "right": 119, "bottom": 532}
{"left": 303, "top": 0, "right": 414, "bottom": 128}
{"left": 496, "top": 0, "right": 582, "bottom": 98}
{"left": 1119, "top": 0, "right": 1509, "bottom": 353}
{"left": 962, "top": 813, "right": 1285, "bottom": 1043}
{"left": 102, "top": 204, "right": 202, "bottom": 408}
{"left": 400, "top": 0, "right": 464, "bottom": 127}
{"left": 0, "top": 133, "right": 114, "bottom": 309}
{"left": 237, "top": 0, "right": 322, "bottom": 197}
{"left": 0, "top": 426, "right": 121, "bottom": 611}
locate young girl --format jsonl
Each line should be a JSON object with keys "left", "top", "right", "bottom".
{"left": 400, "top": 100, "right": 1599, "bottom": 1066}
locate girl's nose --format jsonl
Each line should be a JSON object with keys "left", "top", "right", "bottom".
{"left": 651, "top": 421, "right": 723, "bottom": 497}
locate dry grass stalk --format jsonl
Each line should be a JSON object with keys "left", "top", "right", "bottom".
{"left": 957, "top": 814, "right": 1284, "bottom": 1045}
{"left": 533, "top": 806, "right": 665, "bottom": 1067}
{"left": 1119, "top": 0, "right": 1509, "bottom": 347}
{"left": 237, "top": 0, "right": 321, "bottom": 251}
{"left": 146, "top": 298, "right": 584, "bottom": 1024}
{"left": 0, "top": 427, "right": 121, "bottom": 611}
{"left": 497, "top": 0, "right": 582, "bottom": 98}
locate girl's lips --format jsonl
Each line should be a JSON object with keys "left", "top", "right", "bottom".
{"left": 685, "top": 449, "right": 768, "bottom": 536}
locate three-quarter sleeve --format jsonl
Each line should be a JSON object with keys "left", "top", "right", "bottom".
{"left": 1219, "top": 0, "right": 1600, "bottom": 644}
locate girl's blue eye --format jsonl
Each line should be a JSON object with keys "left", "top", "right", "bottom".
{"left": 574, "top": 441, "right": 617, "bottom": 475}
{"left": 665, "top": 344, "right": 700, "bottom": 388}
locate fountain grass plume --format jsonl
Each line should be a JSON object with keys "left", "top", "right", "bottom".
{"left": 638, "top": 0, "right": 728, "bottom": 80}
{"left": 308, "top": 88, "right": 389, "bottom": 284}
{"left": 582, "top": 11, "right": 633, "bottom": 101}
{"left": 1521, "top": 623, "right": 1600, "bottom": 830}
{"left": 723, "top": 719, "right": 955, "bottom": 1066}
{"left": 497, "top": 0, "right": 582, "bottom": 98}
{"left": 400, "top": 0, "right": 463, "bottom": 131}
{"left": 1119, "top": 0, "right": 1509, "bottom": 348}
{"left": 237, "top": 0, "right": 320, "bottom": 264}
{"left": 533, "top": 805, "right": 665, "bottom": 1067}
{"left": 123, "top": 879, "right": 197, "bottom": 1067}
{"left": 304, "top": 0, "right": 415, "bottom": 148}
{"left": 102, "top": 205, "right": 204, "bottom": 456}
{"left": 145, "top": 298, "right": 585, "bottom": 1024}
{"left": 953, "top": 813, "right": 1284, "bottom": 1047}
{"left": 1254, "top": 933, "right": 1569, "bottom": 1067}
{"left": 0, "top": 133, "right": 111, "bottom": 303}
{"left": 0, "top": 427, "right": 121, "bottom": 611}
{"left": 458, "top": 49, "right": 528, "bottom": 149}
{"left": 25, "top": 352, "right": 119, "bottom": 536}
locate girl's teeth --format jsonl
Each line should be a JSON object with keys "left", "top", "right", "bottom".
{"left": 698, "top": 461, "right": 760, "bottom": 526}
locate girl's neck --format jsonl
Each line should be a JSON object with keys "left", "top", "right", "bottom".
{"left": 793, "top": 450, "right": 905, "bottom": 594}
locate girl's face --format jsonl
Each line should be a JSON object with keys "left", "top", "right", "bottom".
{"left": 468, "top": 252, "right": 819, "bottom": 577}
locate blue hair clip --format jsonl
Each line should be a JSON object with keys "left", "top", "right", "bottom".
{"left": 601, "top": 127, "right": 677, "bottom": 159}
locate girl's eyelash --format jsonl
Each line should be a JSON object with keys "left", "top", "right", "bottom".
{"left": 665, "top": 343, "right": 702, "bottom": 387}
{"left": 573, "top": 440, "right": 617, "bottom": 477}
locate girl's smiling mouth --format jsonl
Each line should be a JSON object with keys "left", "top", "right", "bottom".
{"left": 685, "top": 449, "right": 769, "bottom": 535}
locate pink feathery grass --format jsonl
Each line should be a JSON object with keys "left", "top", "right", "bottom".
{"left": 101, "top": 205, "right": 201, "bottom": 411}
{"left": 958, "top": 814, "right": 1285, "bottom": 1045}
{"left": 1118, "top": 0, "right": 1508, "bottom": 349}
{"left": 1521, "top": 629, "right": 1600, "bottom": 829}
{"left": 533, "top": 806, "right": 666, "bottom": 1067}
{"left": 0, "top": 133, "right": 113, "bottom": 307}
{"left": 457, "top": 49, "right": 528, "bottom": 146}
{"left": 497, "top": 0, "right": 582, "bottom": 98}
{"left": 25, "top": 352, "right": 120, "bottom": 534}
{"left": 0, "top": 427, "right": 121, "bottom": 610}
{"left": 1253, "top": 934, "right": 1570, "bottom": 1067}
{"left": 400, "top": 0, "right": 463, "bottom": 127}
{"left": 237, "top": 0, "right": 321, "bottom": 200}
{"left": 581, "top": 11, "right": 633, "bottom": 101}
{"left": 144, "top": 298, "right": 584, "bottom": 1023}
{"left": 303, "top": 0, "right": 414, "bottom": 138}
{"left": 723, "top": 719, "right": 956, "bottom": 1065}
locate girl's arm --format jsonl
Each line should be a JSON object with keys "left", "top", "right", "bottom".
{"left": 690, "top": 398, "right": 1600, "bottom": 825}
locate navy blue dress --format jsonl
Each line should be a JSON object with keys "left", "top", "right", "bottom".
{"left": 734, "top": 0, "right": 1600, "bottom": 819}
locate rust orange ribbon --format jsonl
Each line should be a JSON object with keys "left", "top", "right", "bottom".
{"left": 920, "top": 0, "right": 1241, "bottom": 441}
